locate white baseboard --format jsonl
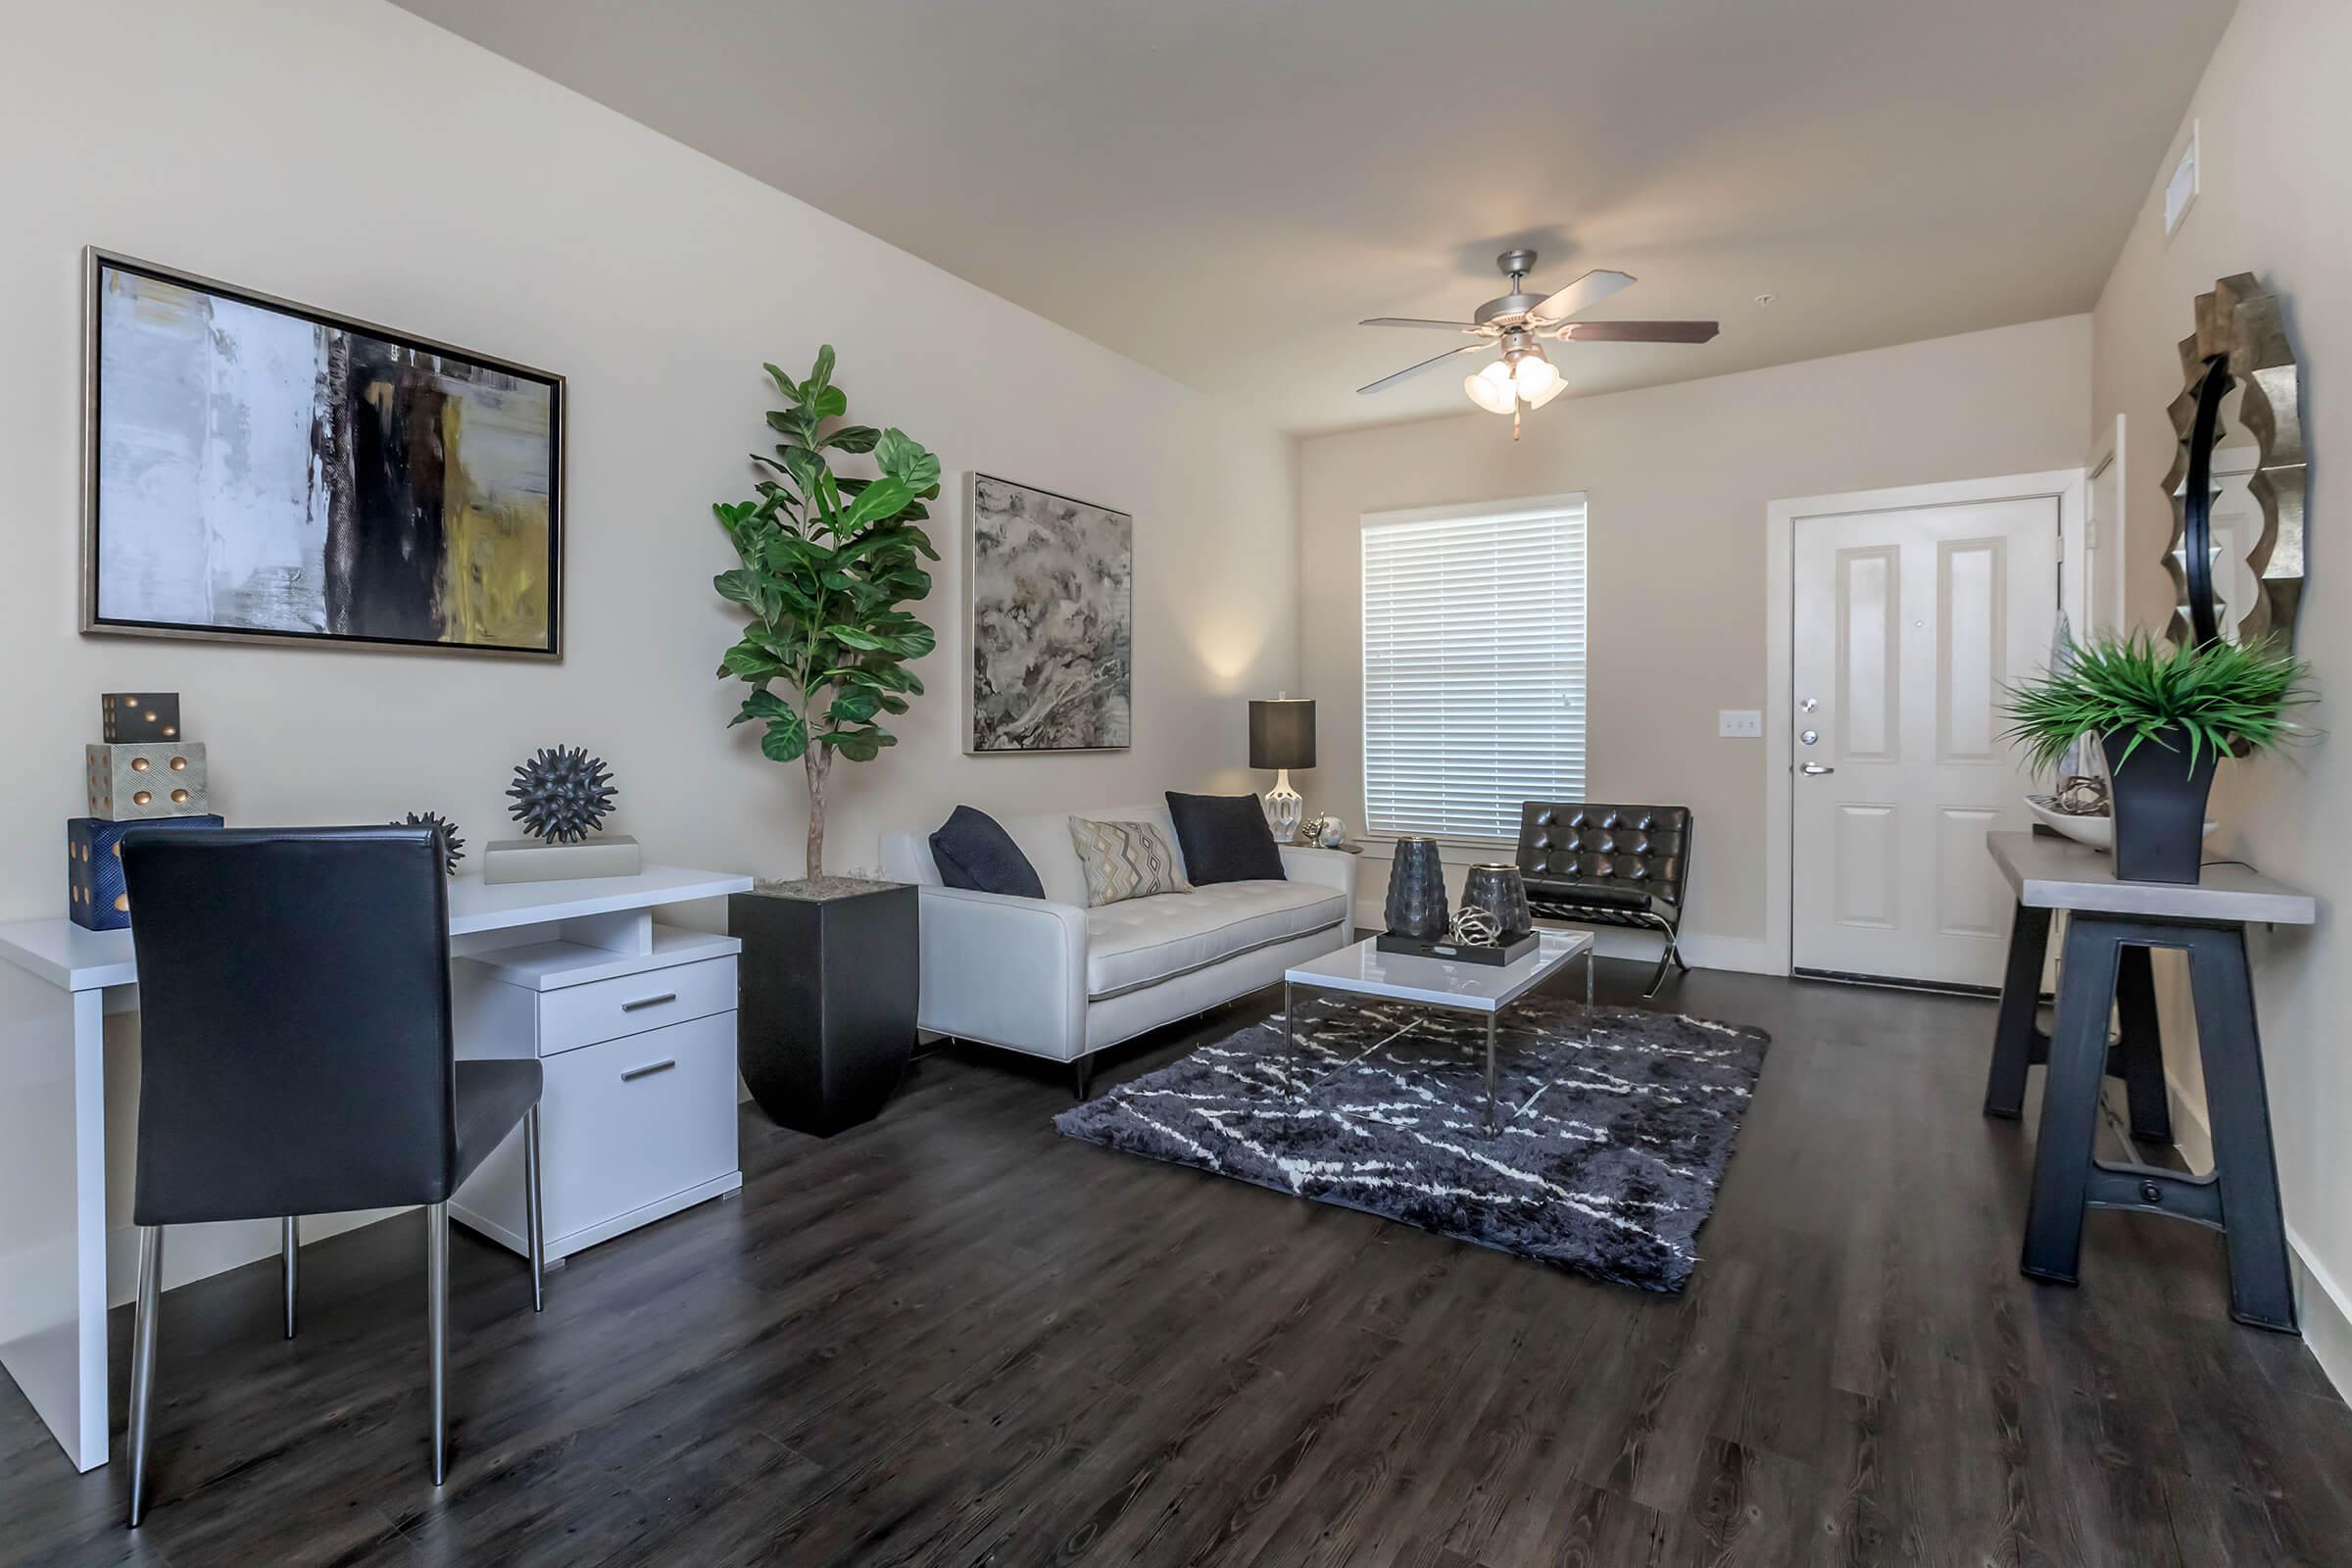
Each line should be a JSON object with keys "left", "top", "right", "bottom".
{"left": 105, "top": 1208, "right": 406, "bottom": 1309}
{"left": 2160, "top": 1066, "right": 2350, "bottom": 1402}
{"left": 2161, "top": 1064, "right": 2216, "bottom": 1172}
{"left": 2289, "top": 1223, "right": 2352, "bottom": 1406}
{"left": 1348, "top": 902, "right": 1779, "bottom": 978}
{"left": 1677, "top": 935, "right": 1778, "bottom": 976}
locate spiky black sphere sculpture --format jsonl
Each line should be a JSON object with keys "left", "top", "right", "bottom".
{"left": 507, "top": 746, "right": 617, "bottom": 845}
{"left": 396, "top": 811, "right": 466, "bottom": 875}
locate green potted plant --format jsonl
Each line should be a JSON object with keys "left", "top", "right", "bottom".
{"left": 2002, "top": 631, "right": 2311, "bottom": 884}
{"left": 711, "top": 346, "right": 940, "bottom": 1135}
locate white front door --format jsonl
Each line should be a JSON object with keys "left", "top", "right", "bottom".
{"left": 1791, "top": 496, "right": 2058, "bottom": 987}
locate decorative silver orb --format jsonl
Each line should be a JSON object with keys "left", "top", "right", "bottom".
{"left": 396, "top": 810, "right": 465, "bottom": 875}
{"left": 1315, "top": 815, "right": 1348, "bottom": 849}
{"left": 506, "top": 745, "right": 617, "bottom": 845}
{"left": 1447, "top": 906, "right": 1502, "bottom": 948}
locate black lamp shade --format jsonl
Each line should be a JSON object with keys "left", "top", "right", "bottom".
{"left": 1249, "top": 699, "right": 1316, "bottom": 771}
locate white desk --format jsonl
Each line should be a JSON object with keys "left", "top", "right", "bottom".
{"left": 0, "top": 863, "right": 752, "bottom": 1472}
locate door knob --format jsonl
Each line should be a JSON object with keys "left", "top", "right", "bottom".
{"left": 1801, "top": 763, "right": 1836, "bottom": 775}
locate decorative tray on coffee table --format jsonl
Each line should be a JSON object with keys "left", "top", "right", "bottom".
{"left": 1374, "top": 930, "right": 1541, "bottom": 967}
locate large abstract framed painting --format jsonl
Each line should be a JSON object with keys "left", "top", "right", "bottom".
{"left": 965, "top": 472, "right": 1133, "bottom": 753}
{"left": 82, "top": 250, "right": 564, "bottom": 658}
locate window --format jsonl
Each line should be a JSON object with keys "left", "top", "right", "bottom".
{"left": 1361, "top": 496, "right": 1588, "bottom": 843}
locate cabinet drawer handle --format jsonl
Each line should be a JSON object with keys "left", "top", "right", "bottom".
{"left": 620, "top": 1058, "right": 676, "bottom": 1083}
{"left": 619, "top": 992, "right": 678, "bottom": 1013}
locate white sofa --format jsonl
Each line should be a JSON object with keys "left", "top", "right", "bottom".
{"left": 878, "top": 802, "right": 1357, "bottom": 1094}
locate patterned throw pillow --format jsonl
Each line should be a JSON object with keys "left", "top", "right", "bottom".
{"left": 1067, "top": 817, "right": 1194, "bottom": 907}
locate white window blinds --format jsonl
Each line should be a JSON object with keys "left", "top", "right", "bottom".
{"left": 1361, "top": 499, "right": 1588, "bottom": 843}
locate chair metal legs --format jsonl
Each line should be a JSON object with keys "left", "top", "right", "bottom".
{"left": 126, "top": 1226, "right": 165, "bottom": 1527}
{"left": 129, "top": 1173, "right": 538, "bottom": 1519}
{"left": 282, "top": 1216, "right": 300, "bottom": 1339}
{"left": 523, "top": 1105, "right": 546, "bottom": 1313}
{"left": 426, "top": 1201, "right": 449, "bottom": 1487}
{"left": 1640, "top": 929, "right": 1687, "bottom": 998}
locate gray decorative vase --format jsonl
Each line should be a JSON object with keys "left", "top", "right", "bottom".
{"left": 1384, "top": 836, "right": 1450, "bottom": 939}
{"left": 1462, "top": 863, "right": 1533, "bottom": 940}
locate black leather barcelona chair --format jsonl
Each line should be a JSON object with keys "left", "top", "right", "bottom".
{"left": 1513, "top": 803, "right": 1693, "bottom": 998}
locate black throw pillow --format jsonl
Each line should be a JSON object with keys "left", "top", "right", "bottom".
{"left": 1164, "top": 792, "right": 1288, "bottom": 885}
{"left": 929, "top": 806, "right": 1045, "bottom": 899}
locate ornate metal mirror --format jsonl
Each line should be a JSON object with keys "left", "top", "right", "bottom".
{"left": 2163, "top": 273, "right": 2305, "bottom": 648}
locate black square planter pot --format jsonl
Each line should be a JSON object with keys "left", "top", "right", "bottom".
{"left": 2101, "top": 729, "right": 2220, "bottom": 885}
{"left": 731, "top": 881, "right": 919, "bottom": 1137}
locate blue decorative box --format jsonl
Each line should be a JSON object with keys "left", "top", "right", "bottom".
{"left": 68, "top": 814, "right": 224, "bottom": 931}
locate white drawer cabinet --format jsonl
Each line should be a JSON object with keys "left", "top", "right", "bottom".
{"left": 537, "top": 954, "right": 739, "bottom": 1055}
{"left": 450, "top": 925, "right": 744, "bottom": 1262}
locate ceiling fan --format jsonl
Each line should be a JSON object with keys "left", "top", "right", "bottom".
{"left": 1357, "top": 249, "right": 1719, "bottom": 437}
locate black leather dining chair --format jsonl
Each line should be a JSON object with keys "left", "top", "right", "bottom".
{"left": 118, "top": 825, "right": 547, "bottom": 1525}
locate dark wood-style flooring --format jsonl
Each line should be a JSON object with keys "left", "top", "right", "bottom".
{"left": 6, "top": 959, "right": 2350, "bottom": 1567}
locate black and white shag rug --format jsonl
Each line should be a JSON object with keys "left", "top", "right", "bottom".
{"left": 1054, "top": 994, "right": 1768, "bottom": 1292}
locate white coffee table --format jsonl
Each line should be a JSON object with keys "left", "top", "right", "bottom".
{"left": 1282, "top": 929, "right": 1595, "bottom": 1136}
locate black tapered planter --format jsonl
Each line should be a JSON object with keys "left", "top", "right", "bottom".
{"left": 731, "top": 879, "right": 918, "bottom": 1136}
{"left": 2102, "top": 729, "right": 2219, "bottom": 885}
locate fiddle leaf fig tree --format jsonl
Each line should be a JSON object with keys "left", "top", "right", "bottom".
{"left": 712, "top": 345, "right": 940, "bottom": 878}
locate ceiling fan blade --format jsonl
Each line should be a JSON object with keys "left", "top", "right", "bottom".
{"left": 1358, "top": 317, "right": 1484, "bottom": 332}
{"left": 1524, "top": 269, "right": 1636, "bottom": 326}
{"left": 1356, "top": 343, "right": 1485, "bottom": 395}
{"left": 1556, "top": 319, "right": 1721, "bottom": 344}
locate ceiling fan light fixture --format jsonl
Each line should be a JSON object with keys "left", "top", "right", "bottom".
{"left": 1370, "top": 250, "right": 1715, "bottom": 432}
{"left": 1464, "top": 361, "right": 1516, "bottom": 414}
{"left": 1512, "top": 353, "right": 1561, "bottom": 404}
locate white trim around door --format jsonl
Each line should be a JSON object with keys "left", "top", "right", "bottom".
{"left": 1762, "top": 468, "right": 2085, "bottom": 978}
{"left": 2085, "top": 415, "right": 2128, "bottom": 636}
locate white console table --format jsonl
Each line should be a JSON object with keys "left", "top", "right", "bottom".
{"left": 0, "top": 862, "right": 752, "bottom": 1472}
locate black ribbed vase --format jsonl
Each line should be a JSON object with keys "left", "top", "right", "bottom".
{"left": 1461, "top": 863, "right": 1533, "bottom": 940}
{"left": 1384, "top": 836, "right": 1450, "bottom": 939}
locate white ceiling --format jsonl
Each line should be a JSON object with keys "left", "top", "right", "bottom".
{"left": 394, "top": 0, "right": 2234, "bottom": 436}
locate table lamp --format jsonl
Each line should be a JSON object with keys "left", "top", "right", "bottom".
{"left": 1249, "top": 696, "right": 1315, "bottom": 843}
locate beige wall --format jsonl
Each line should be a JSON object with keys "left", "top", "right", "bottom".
{"left": 0, "top": 0, "right": 1296, "bottom": 1296}
{"left": 1297, "top": 317, "right": 2090, "bottom": 960}
{"left": 2090, "top": 0, "right": 2352, "bottom": 1383}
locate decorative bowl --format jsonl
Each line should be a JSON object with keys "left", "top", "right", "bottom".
{"left": 2025, "top": 795, "right": 2216, "bottom": 852}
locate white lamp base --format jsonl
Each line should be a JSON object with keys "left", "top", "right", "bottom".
{"left": 1263, "top": 770, "right": 1303, "bottom": 844}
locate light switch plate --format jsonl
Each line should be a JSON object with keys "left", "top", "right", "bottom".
{"left": 1718, "top": 710, "right": 1763, "bottom": 739}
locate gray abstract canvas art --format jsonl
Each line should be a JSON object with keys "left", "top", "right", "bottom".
{"left": 84, "top": 253, "right": 562, "bottom": 657}
{"left": 965, "top": 473, "right": 1132, "bottom": 752}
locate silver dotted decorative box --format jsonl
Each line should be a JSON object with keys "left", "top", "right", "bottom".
{"left": 86, "top": 742, "right": 210, "bottom": 819}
